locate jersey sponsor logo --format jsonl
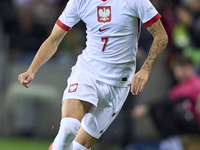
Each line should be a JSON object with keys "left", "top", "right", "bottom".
{"left": 97, "top": 6, "right": 111, "bottom": 23}
{"left": 99, "top": 27, "right": 110, "bottom": 32}
{"left": 68, "top": 83, "right": 78, "bottom": 93}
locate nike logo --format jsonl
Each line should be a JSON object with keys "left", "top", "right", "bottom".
{"left": 99, "top": 27, "right": 110, "bottom": 32}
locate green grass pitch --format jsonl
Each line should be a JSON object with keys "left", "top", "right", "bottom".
{"left": 0, "top": 137, "right": 52, "bottom": 150}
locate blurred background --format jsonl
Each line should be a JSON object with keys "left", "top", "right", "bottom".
{"left": 0, "top": 0, "right": 200, "bottom": 149}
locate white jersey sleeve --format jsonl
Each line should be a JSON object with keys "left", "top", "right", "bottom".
{"left": 126, "top": 0, "right": 161, "bottom": 27}
{"left": 56, "top": 0, "right": 81, "bottom": 31}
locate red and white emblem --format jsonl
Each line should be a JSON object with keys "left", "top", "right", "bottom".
{"left": 97, "top": 6, "right": 111, "bottom": 23}
{"left": 68, "top": 83, "right": 78, "bottom": 93}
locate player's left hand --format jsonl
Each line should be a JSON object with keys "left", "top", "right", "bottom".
{"left": 127, "top": 69, "right": 150, "bottom": 95}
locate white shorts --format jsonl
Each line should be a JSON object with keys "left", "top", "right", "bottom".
{"left": 62, "top": 65, "right": 130, "bottom": 139}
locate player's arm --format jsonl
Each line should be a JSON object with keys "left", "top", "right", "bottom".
{"left": 128, "top": 19, "right": 168, "bottom": 95}
{"left": 142, "top": 19, "right": 168, "bottom": 71}
{"left": 18, "top": 24, "right": 67, "bottom": 88}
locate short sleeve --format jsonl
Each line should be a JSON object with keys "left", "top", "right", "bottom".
{"left": 56, "top": 0, "right": 81, "bottom": 31}
{"left": 127, "top": 0, "right": 161, "bottom": 28}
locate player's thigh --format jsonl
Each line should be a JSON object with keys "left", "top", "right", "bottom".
{"left": 62, "top": 99, "right": 92, "bottom": 122}
{"left": 81, "top": 82, "right": 130, "bottom": 138}
{"left": 74, "top": 126, "right": 97, "bottom": 149}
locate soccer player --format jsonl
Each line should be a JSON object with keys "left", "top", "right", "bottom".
{"left": 18, "top": 0, "right": 168, "bottom": 149}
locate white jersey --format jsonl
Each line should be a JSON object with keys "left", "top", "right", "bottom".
{"left": 56, "top": 0, "right": 161, "bottom": 87}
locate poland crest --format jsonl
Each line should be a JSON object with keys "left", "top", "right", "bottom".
{"left": 97, "top": 6, "right": 111, "bottom": 23}
{"left": 68, "top": 83, "right": 78, "bottom": 93}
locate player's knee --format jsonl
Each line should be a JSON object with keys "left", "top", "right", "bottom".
{"left": 62, "top": 99, "right": 92, "bottom": 121}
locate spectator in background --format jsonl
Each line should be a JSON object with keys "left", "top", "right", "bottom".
{"left": 133, "top": 55, "right": 200, "bottom": 138}
{"left": 170, "top": 0, "right": 200, "bottom": 73}
{"left": 182, "top": 0, "right": 200, "bottom": 71}
{"left": 9, "top": 0, "right": 48, "bottom": 61}
{"left": 13, "top": 0, "right": 59, "bottom": 29}
{"left": 7, "top": 0, "right": 86, "bottom": 62}
{"left": 172, "top": 5, "right": 193, "bottom": 52}
{"left": 8, "top": 0, "right": 61, "bottom": 62}
{"left": 169, "top": 55, "right": 200, "bottom": 125}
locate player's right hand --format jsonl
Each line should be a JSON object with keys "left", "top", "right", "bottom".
{"left": 18, "top": 71, "right": 35, "bottom": 88}
{"left": 127, "top": 69, "right": 150, "bottom": 95}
